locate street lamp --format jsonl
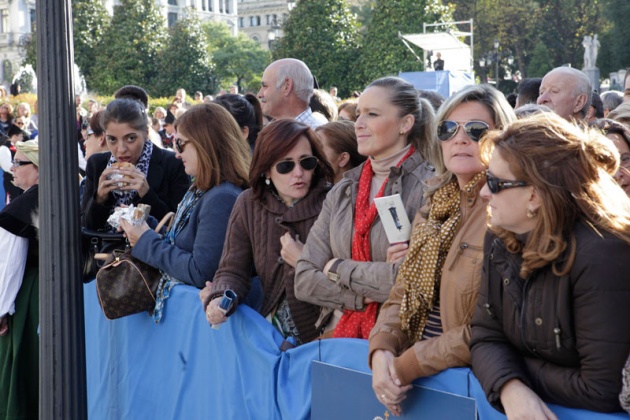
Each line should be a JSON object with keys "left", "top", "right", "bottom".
{"left": 494, "top": 39, "right": 500, "bottom": 90}
{"left": 267, "top": 1, "right": 295, "bottom": 51}
{"left": 267, "top": 17, "right": 282, "bottom": 50}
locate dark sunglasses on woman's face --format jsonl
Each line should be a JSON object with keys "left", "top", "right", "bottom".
{"left": 275, "top": 156, "right": 318, "bottom": 175}
{"left": 485, "top": 171, "right": 529, "bottom": 194}
{"left": 12, "top": 160, "right": 33, "bottom": 167}
{"left": 437, "top": 120, "right": 490, "bottom": 142}
{"left": 175, "top": 138, "right": 187, "bottom": 153}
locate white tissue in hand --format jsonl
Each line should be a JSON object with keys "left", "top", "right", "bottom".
{"left": 107, "top": 205, "right": 140, "bottom": 229}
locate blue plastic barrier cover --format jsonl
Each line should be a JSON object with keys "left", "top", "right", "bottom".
{"left": 84, "top": 283, "right": 629, "bottom": 420}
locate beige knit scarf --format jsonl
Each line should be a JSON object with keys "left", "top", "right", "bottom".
{"left": 399, "top": 172, "right": 484, "bottom": 342}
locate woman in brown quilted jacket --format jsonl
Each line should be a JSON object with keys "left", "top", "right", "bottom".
{"left": 471, "top": 113, "right": 630, "bottom": 416}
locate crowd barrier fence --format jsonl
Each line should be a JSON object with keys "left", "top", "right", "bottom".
{"left": 83, "top": 282, "right": 628, "bottom": 419}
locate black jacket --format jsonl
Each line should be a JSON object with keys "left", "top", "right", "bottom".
{"left": 470, "top": 222, "right": 630, "bottom": 413}
{"left": 81, "top": 146, "right": 190, "bottom": 230}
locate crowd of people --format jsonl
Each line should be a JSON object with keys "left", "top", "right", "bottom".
{"left": 2, "top": 58, "right": 630, "bottom": 418}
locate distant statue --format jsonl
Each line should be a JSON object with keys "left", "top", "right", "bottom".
{"left": 582, "top": 35, "right": 593, "bottom": 69}
{"left": 582, "top": 34, "right": 600, "bottom": 69}
{"left": 591, "top": 34, "right": 600, "bottom": 67}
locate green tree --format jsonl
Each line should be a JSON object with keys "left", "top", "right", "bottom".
{"left": 212, "top": 35, "right": 270, "bottom": 94}
{"left": 72, "top": 0, "right": 110, "bottom": 85}
{"left": 21, "top": 33, "right": 37, "bottom": 71}
{"left": 203, "top": 21, "right": 270, "bottom": 93}
{"left": 451, "top": 0, "right": 541, "bottom": 79}
{"left": 535, "top": 0, "right": 603, "bottom": 69}
{"left": 526, "top": 42, "right": 553, "bottom": 77}
{"left": 274, "top": 0, "right": 362, "bottom": 97}
{"left": 599, "top": 0, "right": 630, "bottom": 77}
{"left": 90, "top": 0, "right": 166, "bottom": 95}
{"left": 154, "top": 10, "right": 214, "bottom": 97}
{"left": 359, "top": 0, "right": 453, "bottom": 84}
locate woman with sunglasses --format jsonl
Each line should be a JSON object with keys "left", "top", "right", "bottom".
{"left": 294, "top": 77, "right": 437, "bottom": 341}
{"left": 0, "top": 123, "right": 29, "bottom": 202}
{"left": 120, "top": 104, "right": 250, "bottom": 321}
{"left": 81, "top": 98, "right": 190, "bottom": 232}
{"left": 470, "top": 113, "right": 630, "bottom": 416}
{"left": 201, "top": 119, "right": 334, "bottom": 345}
{"left": 16, "top": 102, "right": 37, "bottom": 133}
{"left": 368, "top": 84, "right": 515, "bottom": 416}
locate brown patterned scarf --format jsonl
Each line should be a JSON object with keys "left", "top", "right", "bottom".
{"left": 398, "top": 172, "right": 484, "bottom": 342}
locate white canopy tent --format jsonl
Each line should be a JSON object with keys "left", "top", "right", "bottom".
{"left": 399, "top": 20, "right": 474, "bottom": 74}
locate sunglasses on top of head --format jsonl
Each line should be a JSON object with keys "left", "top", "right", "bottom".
{"left": 437, "top": 120, "right": 490, "bottom": 142}
{"left": 485, "top": 171, "right": 529, "bottom": 194}
{"left": 275, "top": 156, "right": 318, "bottom": 175}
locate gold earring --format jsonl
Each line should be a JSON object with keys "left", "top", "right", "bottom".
{"left": 527, "top": 209, "right": 535, "bottom": 219}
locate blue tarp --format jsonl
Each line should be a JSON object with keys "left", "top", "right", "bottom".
{"left": 399, "top": 70, "right": 474, "bottom": 98}
{"left": 83, "top": 282, "right": 629, "bottom": 419}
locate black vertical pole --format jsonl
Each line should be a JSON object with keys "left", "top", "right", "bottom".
{"left": 36, "top": 0, "right": 87, "bottom": 418}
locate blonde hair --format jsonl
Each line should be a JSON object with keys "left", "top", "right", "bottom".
{"left": 480, "top": 112, "right": 630, "bottom": 278}
{"left": 429, "top": 84, "right": 516, "bottom": 195}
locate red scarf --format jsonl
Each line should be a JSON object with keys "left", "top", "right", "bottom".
{"left": 333, "top": 146, "right": 416, "bottom": 339}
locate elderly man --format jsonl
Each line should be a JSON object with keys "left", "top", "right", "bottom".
{"left": 537, "top": 67, "right": 591, "bottom": 121}
{"left": 257, "top": 58, "right": 321, "bottom": 128}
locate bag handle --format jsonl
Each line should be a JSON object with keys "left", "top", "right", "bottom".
{"left": 155, "top": 211, "right": 175, "bottom": 233}
{"left": 94, "top": 212, "right": 175, "bottom": 261}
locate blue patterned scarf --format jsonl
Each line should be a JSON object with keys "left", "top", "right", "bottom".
{"left": 152, "top": 187, "right": 207, "bottom": 323}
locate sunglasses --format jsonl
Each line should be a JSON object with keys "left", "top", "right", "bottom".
{"left": 12, "top": 160, "right": 33, "bottom": 167}
{"left": 15, "top": 122, "right": 24, "bottom": 126}
{"left": 175, "top": 138, "right": 188, "bottom": 153}
{"left": 437, "top": 120, "right": 490, "bottom": 142}
{"left": 275, "top": 156, "right": 318, "bottom": 175}
{"left": 486, "top": 171, "right": 528, "bottom": 194}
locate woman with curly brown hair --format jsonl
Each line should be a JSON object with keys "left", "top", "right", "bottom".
{"left": 471, "top": 112, "right": 630, "bottom": 416}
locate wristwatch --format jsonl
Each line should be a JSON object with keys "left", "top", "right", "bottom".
{"left": 326, "top": 259, "right": 343, "bottom": 283}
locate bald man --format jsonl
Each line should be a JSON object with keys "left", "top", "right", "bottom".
{"left": 537, "top": 67, "right": 591, "bottom": 121}
{"left": 257, "top": 58, "right": 321, "bottom": 128}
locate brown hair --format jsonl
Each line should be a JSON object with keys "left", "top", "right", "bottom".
{"left": 589, "top": 118, "right": 630, "bottom": 152}
{"left": 174, "top": 103, "right": 250, "bottom": 190}
{"left": 0, "top": 102, "right": 14, "bottom": 119}
{"left": 338, "top": 101, "right": 358, "bottom": 122}
{"left": 89, "top": 110, "right": 106, "bottom": 138}
{"left": 480, "top": 112, "right": 630, "bottom": 278}
{"left": 315, "top": 120, "right": 366, "bottom": 169}
{"left": 249, "top": 119, "right": 334, "bottom": 199}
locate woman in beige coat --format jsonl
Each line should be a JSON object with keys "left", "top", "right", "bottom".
{"left": 295, "top": 77, "right": 437, "bottom": 339}
{"left": 368, "top": 85, "right": 516, "bottom": 416}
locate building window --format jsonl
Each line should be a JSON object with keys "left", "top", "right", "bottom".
{"left": 208, "top": 0, "right": 212, "bottom": 11}
{"left": 225, "top": 0, "right": 230, "bottom": 14}
{"left": 168, "top": 12, "right": 178, "bottom": 27}
{"left": 168, "top": 0, "right": 177, "bottom": 5}
{"left": 202, "top": 0, "right": 206, "bottom": 11}
{"left": 239, "top": 17, "right": 244, "bottom": 27}
{"left": 1, "top": 10, "right": 8, "bottom": 33}
{"left": 29, "top": 9, "right": 36, "bottom": 33}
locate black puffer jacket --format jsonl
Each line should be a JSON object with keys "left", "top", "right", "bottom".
{"left": 470, "top": 221, "right": 630, "bottom": 413}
